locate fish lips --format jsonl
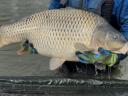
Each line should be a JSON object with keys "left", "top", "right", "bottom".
{"left": 113, "top": 42, "right": 128, "bottom": 54}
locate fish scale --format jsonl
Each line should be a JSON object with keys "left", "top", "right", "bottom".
{"left": 0, "top": 8, "right": 127, "bottom": 70}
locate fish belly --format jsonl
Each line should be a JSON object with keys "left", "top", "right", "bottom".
{"left": 28, "top": 32, "right": 85, "bottom": 61}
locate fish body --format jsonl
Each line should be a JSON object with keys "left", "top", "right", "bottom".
{"left": 0, "top": 9, "right": 127, "bottom": 70}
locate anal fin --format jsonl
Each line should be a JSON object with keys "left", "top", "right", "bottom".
{"left": 49, "top": 58, "right": 66, "bottom": 70}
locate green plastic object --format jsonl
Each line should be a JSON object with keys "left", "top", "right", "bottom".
{"left": 76, "top": 51, "right": 118, "bottom": 67}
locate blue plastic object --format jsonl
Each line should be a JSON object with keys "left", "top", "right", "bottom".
{"left": 98, "top": 47, "right": 111, "bottom": 56}
{"left": 48, "top": 0, "right": 104, "bottom": 11}
{"left": 112, "top": 0, "right": 128, "bottom": 40}
{"left": 48, "top": 0, "right": 65, "bottom": 9}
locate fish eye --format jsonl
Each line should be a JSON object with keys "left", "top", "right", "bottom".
{"left": 113, "top": 35, "right": 119, "bottom": 40}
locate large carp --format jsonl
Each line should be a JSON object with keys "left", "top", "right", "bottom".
{"left": 0, "top": 8, "right": 127, "bottom": 70}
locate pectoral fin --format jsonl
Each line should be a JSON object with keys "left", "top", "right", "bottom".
{"left": 74, "top": 43, "right": 90, "bottom": 52}
{"left": 49, "top": 58, "right": 66, "bottom": 70}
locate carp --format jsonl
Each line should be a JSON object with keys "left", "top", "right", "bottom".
{"left": 0, "top": 8, "right": 127, "bottom": 70}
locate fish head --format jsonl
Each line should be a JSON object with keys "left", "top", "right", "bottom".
{"left": 93, "top": 23, "right": 128, "bottom": 54}
{"left": 105, "top": 28, "right": 128, "bottom": 54}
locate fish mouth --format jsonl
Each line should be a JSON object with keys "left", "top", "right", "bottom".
{"left": 113, "top": 42, "right": 128, "bottom": 54}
